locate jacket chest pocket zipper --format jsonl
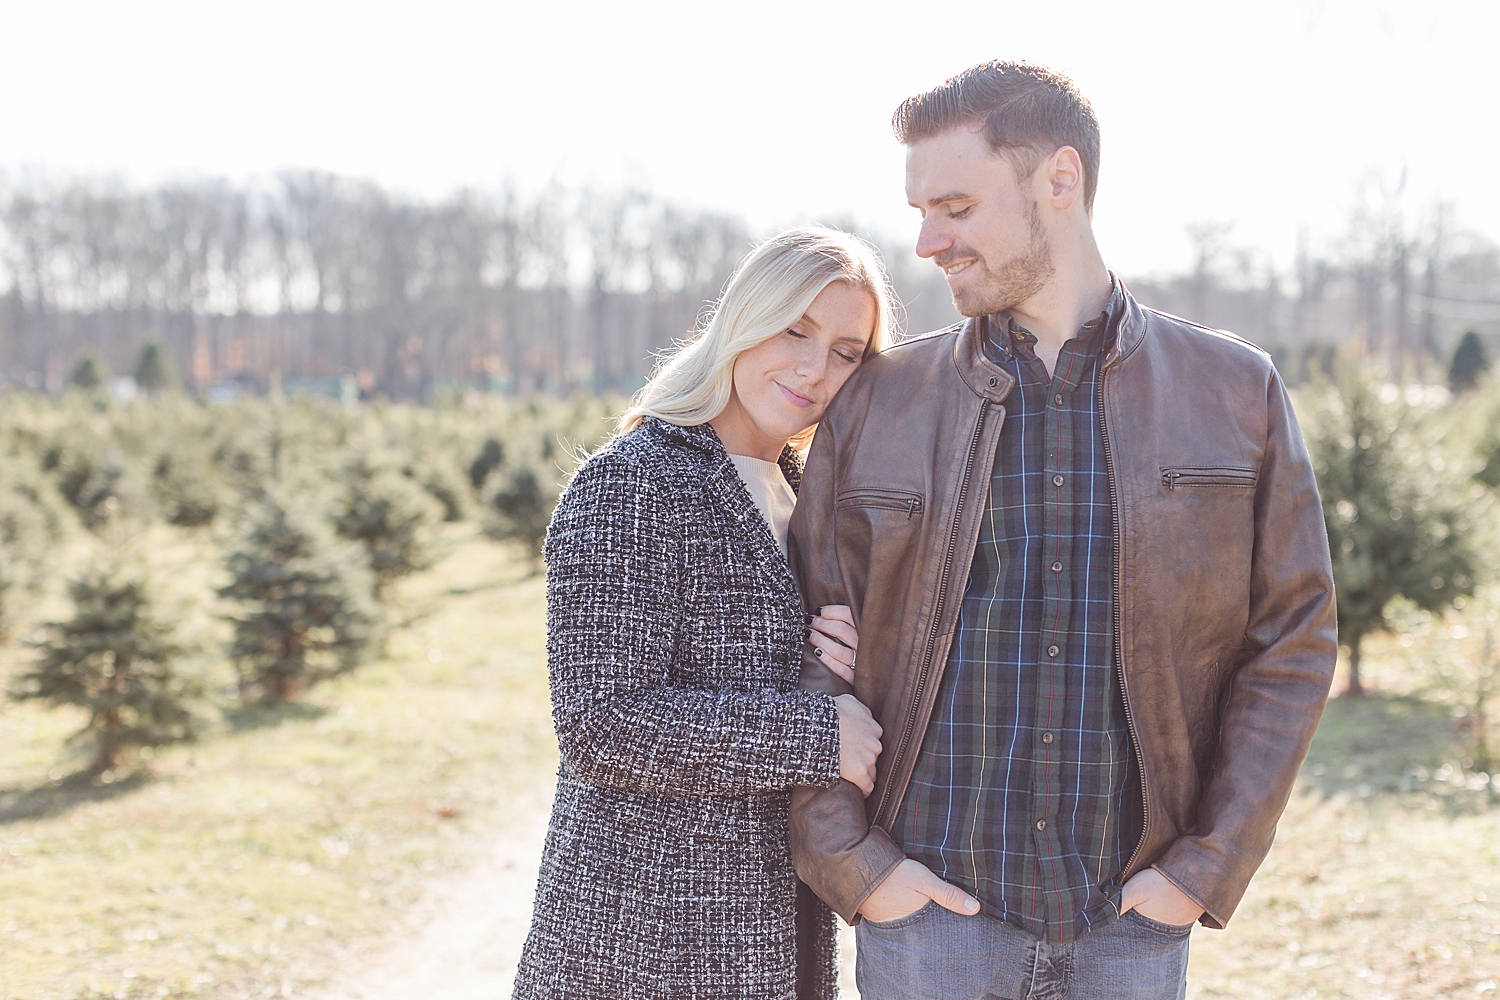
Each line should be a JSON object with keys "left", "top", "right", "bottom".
{"left": 835, "top": 489, "right": 925, "bottom": 519}
{"left": 1161, "top": 466, "right": 1258, "bottom": 490}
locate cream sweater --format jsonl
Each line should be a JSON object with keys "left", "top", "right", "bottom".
{"left": 729, "top": 453, "right": 797, "bottom": 556}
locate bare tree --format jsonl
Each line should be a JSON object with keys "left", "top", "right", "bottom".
{"left": 3, "top": 172, "right": 1494, "bottom": 401}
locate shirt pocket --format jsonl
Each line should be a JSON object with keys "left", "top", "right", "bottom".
{"left": 1159, "top": 465, "right": 1258, "bottom": 490}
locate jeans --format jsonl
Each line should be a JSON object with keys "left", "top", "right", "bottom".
{"left": 855, "top": 901, "right": 1191, "bottom": 1000}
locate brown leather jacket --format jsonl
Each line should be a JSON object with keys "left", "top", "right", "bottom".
{"left": 786, "top": 285, "right": 1337, "bottom": 930}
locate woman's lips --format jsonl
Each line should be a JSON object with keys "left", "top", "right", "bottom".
{"left": 775, "top": 381, "right": 814, "bottom": 407}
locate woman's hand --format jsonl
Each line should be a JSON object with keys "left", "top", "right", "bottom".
{"left": 813, "top": 607, "right": 879, "bottom": 792}
{"left": 835, "top": 694, "right": 882, "bottom": 796}
{"left": 809, "top": 604, "right": 858, "bottom": 685}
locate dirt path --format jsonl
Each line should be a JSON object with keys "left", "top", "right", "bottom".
{"left": 311, "top": 788, "right": 551, "bottom": 1000}
{"left": 313, "top": 785, "right": 859, "bottom": 999}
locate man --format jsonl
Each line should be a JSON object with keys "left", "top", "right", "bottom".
{"left": 789, "top": 61, "right": 1336, "bottom": 999}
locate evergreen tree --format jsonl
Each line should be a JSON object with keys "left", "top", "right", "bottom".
{"left": 220, "top": 495, "right": 379, "bottom": 703}
{"left": 330, "top": 454, "right": 442, "bottom": 596}
{"left": 404, "top": 455, "right": 469, "bottom": 522}
{"left": 482, "top": 463, "right": 555, "bottom": 565}
{"left": 0, "top": 457, "right": 69, "bottom": 635}
{"left": 150, "top": 447, "right": 221, "bottom": 527}
{"left": 468, "top": 437, "right": 505, "bottom": 492}
{"left": 1302, "top": 354, "right": 1483, "bottom": 695}
{"left": 133, "top": 341, "right": 181, "bottom": 395}
{"left": 1475, "top": 381, "right": 1500, "bottom": 491}
{"left": 478, "top": 399, "right": 611, "bottom": 564}
{"left": 1386, "top": 588, "right": 1500, "bottom": 772}
{"left": 1449, "top": 331, "right": 1491, "bottom": 395}
{"left": 9, "top": 559, "right": 202, "bottom": 773}
{"left": 68, "top": 352, "right": 109, "bottom": 392}
{"left": 44, "top": 435, "right": 137, "bottom": 531}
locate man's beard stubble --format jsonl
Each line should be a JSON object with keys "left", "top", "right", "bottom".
{"left": 946, "top": 199, "right": 1055, "bottom": 319}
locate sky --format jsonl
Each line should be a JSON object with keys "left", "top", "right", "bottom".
{"left": 3, "top": 0, "right": 1497, "bottom": 278}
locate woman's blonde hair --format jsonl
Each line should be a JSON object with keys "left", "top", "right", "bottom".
{"left": 620, "top": 226, "right": 897, "bottom": 448}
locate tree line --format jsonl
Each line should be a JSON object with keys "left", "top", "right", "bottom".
{"left": 0, "top": 174, "right": 958, "bottom": 401}
{"left": 1132, "top": 189, "right": 1500, "bottom": 385}
{"left": 10, "top": 171, "right": 1496, "bottom": 402}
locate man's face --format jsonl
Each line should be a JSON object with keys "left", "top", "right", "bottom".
{"left": 905, "top": 128, "right": 1054, "bottom": 318}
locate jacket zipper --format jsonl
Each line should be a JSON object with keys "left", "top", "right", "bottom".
{"left": 1101, "top": 363, "right": 1151, "bottom": 878}
{"left": 1162, "top": 468, "right": 1257, "bottom": 490}
{"left": 872, "top": 401, "right": 989, "bottom": 824}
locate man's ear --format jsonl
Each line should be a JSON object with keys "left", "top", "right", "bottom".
{"left": 1043, "top": 146, "right": 1085, "bottom": 212}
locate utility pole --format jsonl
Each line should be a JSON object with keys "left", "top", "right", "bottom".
{"left": 1421, "top": 203, "right": 1446, "bottom": 363}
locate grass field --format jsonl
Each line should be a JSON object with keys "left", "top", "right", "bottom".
{"left": 1186, "top": 692, "right": 1500, "bottom": 998}
{"left": 0, "top": 526, "right": 556, "bottom": 999}
{"left": 2, "top": 530, "right": 1497, "bottom": 998}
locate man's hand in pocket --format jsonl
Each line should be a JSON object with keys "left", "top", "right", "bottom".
{"left": 857, "top": 859, "right": 981, "bottom": 924}
{"left": 1120, "top": 868, "right": 1204, "bottom": 927}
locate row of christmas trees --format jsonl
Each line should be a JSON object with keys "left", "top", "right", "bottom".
{"left": 8, "top": 340, "right": 1500, "bottom": 775}
{"left": 0, "top": 388, "right": 615, "bottom": 774}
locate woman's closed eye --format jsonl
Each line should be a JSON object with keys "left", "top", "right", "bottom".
{"left": 788, "top": 327, "right": 859, "bottom": 365}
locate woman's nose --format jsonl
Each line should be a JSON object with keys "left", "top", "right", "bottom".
{"left": 794, "top": 347, "right": 827, "bottom": 383}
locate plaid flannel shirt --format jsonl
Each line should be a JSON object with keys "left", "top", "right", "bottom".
{"left": 889, "top": 287, "right": 1139, "bottom": 944}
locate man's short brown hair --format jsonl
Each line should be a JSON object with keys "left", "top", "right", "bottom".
{"left": 893, "top": 61, "right": 1101, "bottom": 213}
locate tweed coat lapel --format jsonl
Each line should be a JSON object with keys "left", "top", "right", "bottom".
{"left": 649, "top": 419, "right": 804, "bottom": 616}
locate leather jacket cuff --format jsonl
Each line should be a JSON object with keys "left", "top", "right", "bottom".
{"left": 1152, "top": 842, "right": 1237, "bottom": 929}
{"left": 821, "top": 825, "right": 907, "bottom": 924}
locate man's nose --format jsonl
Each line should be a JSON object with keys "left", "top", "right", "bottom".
{"left": 915, "top": 217, "right": 951, "bottom": 260}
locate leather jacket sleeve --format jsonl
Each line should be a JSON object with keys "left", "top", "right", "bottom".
{"left": 1152, "top": 370, "right": 1338, "bottom": 927}
{"left": 787, "top": 418, "right": 908, "bottom": 923}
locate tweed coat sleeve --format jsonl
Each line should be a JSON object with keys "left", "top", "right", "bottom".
{"left": 543, "top": 449, "right": 843, "bottom": 797}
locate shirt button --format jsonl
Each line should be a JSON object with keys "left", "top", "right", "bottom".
{"left": 1042, "top": 731, "right": 1054, "bottom": 744}
{"left": 1036, "top": 819, "right": 1047, "bottom": 831}
{"left": 1051, "top": 561, "right": 1063, "bottom": 572}
{"left": 1048, "top": 644, "right": 1060, "bottom": 657}
{"left": 1054, "top": 393, "right": 1063, "bottom": 405}
{"left": 1052, "top": 474, "right": 1065, "bottom": 487}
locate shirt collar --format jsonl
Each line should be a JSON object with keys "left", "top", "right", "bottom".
{"left": 984, "top": 275, "right": 1123, "bottom": 362}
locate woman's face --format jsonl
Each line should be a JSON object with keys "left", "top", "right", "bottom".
{"left": 728, "top": 281, "right": 877, "bottom": 452}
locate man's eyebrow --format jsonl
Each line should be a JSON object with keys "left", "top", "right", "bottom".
{"left": 921, "top": 190, "right": 973, "bottom": 208}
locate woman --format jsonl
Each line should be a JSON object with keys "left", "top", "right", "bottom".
{"left": 512, "top": 227, "right": 896, "bottom": 1000}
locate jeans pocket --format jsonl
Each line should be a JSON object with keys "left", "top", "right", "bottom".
{"left": 1123, "top": 908, "right": 1195, "bottom": 936}
{"left": 862, "top": 899, "right": 939, "bottom": 931}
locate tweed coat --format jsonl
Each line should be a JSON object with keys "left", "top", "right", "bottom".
{"left": 512, "top": 417, "right": 844, "bottom": 1000}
